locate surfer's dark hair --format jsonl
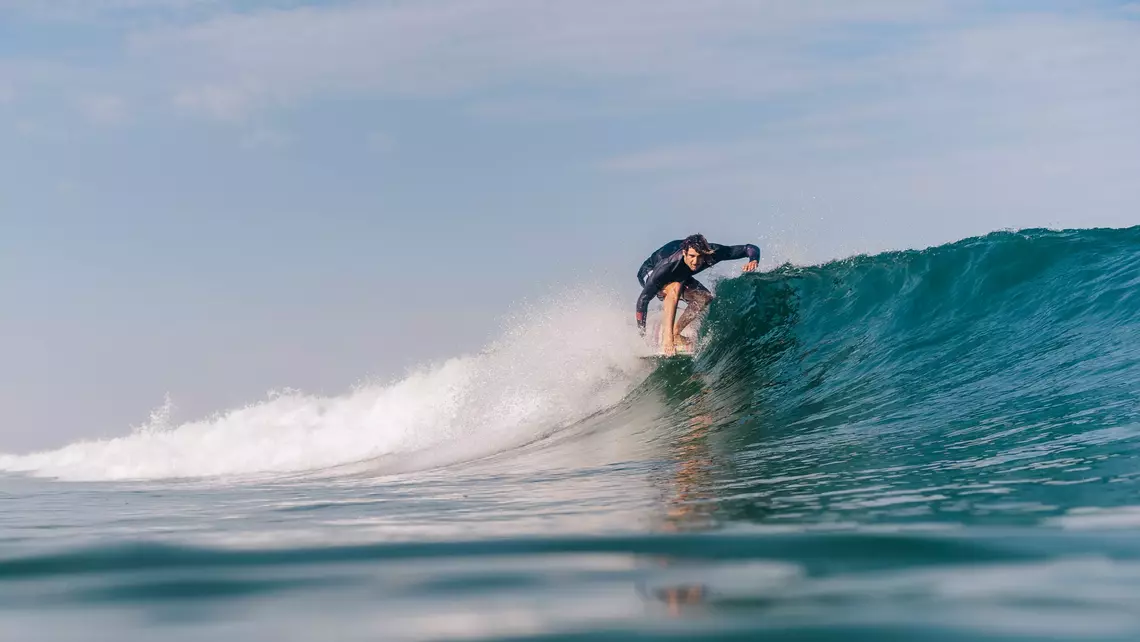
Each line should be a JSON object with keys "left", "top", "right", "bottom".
{"left": 681, "top": 234, "right": 715, "bottom": 256}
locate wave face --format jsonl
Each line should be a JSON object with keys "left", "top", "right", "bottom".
{"left": 701, "top": 226, "right": 1140, "bottom": 436}
{"left": 656, "top": 227, "right": 1140, "bottom": 524}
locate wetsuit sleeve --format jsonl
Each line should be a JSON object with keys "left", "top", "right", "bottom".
{"left": 637, "top": 240, "right": 683, "bottom": 287}
{"left": 636, "top": 257, "right": 654, "bottom": 287}
{"left": 635, "top": 262, "right": 674, "bottom": 332}
{"left": 711, "top": 243, "right": 760, "bottom": 263}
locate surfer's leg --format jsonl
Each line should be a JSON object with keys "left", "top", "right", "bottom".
{"left": 660, "top": 281, "right": 682, "bottom": 355}
{"left": 675, "top": 279, "right": 712, "bottom": 336}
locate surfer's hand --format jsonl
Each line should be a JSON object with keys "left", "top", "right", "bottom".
{"left": 742, "top": 260, "right": 758, "bottom": 273}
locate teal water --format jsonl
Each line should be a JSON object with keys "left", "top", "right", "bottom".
{"left": 4, "top": 227, "right": 1140, "bottom": 640}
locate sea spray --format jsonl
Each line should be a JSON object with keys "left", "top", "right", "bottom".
{"left": 0, "top": 287, "right": 648, "bottom": 481}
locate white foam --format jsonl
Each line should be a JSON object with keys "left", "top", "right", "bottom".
{"left": 1047, "top": 506, "right": 1140, "bottom": 530}
{"left": 0, "top": 287, "right": 651, "bottom": 482}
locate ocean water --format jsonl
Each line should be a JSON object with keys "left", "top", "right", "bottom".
{"left": 4, "top": 227, "right": 1140, "bottom": 641}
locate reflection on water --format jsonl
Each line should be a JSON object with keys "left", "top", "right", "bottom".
{"left": 660, "top": 405, "right": 717, "bottom": 534}
{"left": 646, "top": 376, "right": 720, "bottom": 617}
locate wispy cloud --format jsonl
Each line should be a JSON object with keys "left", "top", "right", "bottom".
{"left": 595, "top": 9, "right": 1140, "bottom": 258}
{"left": 6, "top": 0, "right": 1139, "bottom": 250}
{"left": 604, "top": 11, "right": 1140, "bottom": 164}
{"left": 128, "top": 0, "right": 954, "bottom": 119}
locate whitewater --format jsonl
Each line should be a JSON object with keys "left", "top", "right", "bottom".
{"left": 0, "top": 288, "right": 654, "bottom": 481}
{"left": 4, "top": 227, "right": 1140, "bottom": 641}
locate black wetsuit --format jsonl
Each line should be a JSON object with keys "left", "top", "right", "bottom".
{"left": 636, "top": 240, "right": 760, "bottom": 331}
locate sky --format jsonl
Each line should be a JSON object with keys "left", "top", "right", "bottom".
{"left": 2, "top": 0, "right": 1139, "bottom": 451}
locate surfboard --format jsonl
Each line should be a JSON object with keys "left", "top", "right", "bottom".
{"left": 640, "top": 345, "right": 696, "bottom": 360}
{"left": 640, "top": 353, "right": 694, "bottom": 362}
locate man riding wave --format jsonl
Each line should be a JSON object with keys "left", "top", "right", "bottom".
{"left": 636, "top": 234, "right": 759, "bottom": 356}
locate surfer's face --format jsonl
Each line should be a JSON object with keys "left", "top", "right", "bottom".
{"left": 683, "top": 248, "right": 703, "bottom": 270}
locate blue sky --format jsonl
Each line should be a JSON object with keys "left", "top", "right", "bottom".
{"left": 3, "top": 0, "right": 1139, "bottom": 450}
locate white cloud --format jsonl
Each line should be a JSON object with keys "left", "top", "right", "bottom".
{"left": 7, "top": 1, "right": 1139, "bottom": 255}
{"left": 609, "top": 13, "right": 1140, "bottom": 164}
{"left": 129, "top": 0, "right": 954, "bottom": 119}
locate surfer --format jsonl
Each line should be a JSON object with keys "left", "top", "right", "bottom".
{"left": 636, "top": 234, "right": 759, "bottom": 356}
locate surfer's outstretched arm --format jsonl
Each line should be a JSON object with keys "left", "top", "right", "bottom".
{"left": 710, "top": 243, "right": 761, "bottom": 272}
